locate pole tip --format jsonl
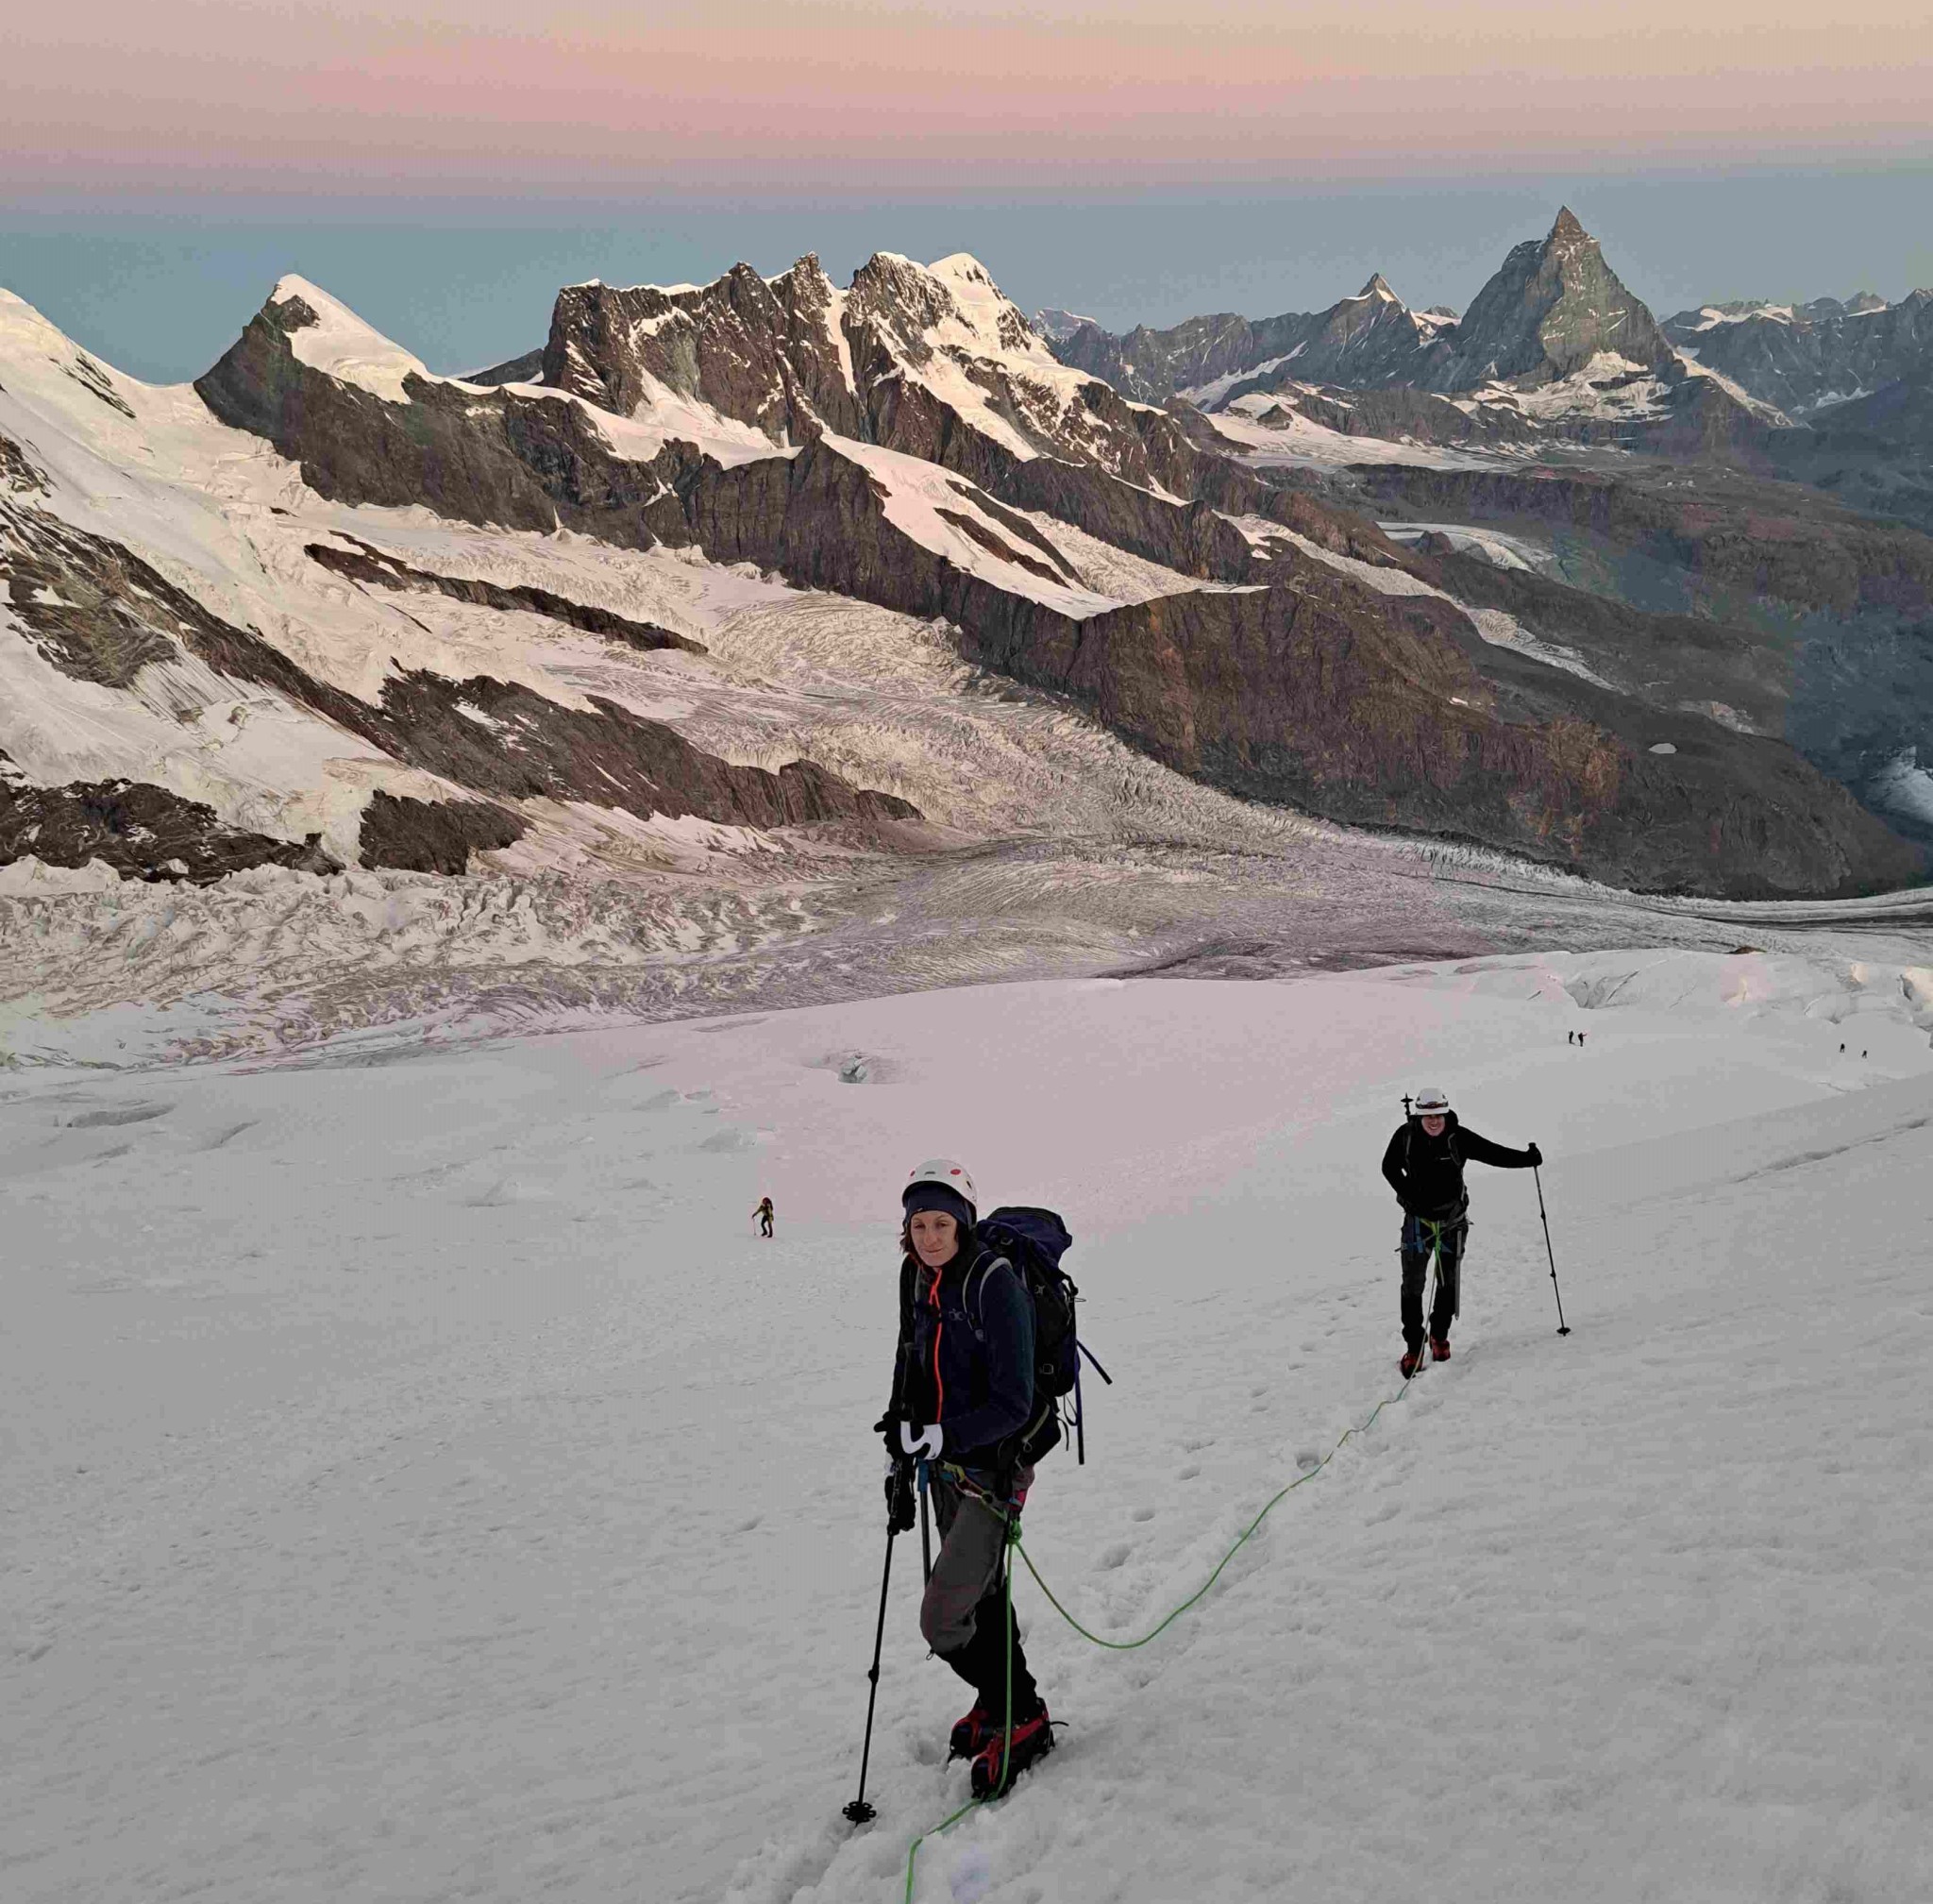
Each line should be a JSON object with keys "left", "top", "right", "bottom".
{"left": 1557, "top": 1327, "right": 1572, "bottom": 1337}
{"left": 843, "top": 1800, "right": 877, "bottom": 1825}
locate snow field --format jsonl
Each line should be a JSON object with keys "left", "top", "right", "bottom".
{"left": 3, "top": 960, "right": 1930, "bottom": 1904}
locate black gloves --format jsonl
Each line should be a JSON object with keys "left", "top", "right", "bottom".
{"left": 1526, "top": 1142, "right": 1543, "bottom": 1168}
{"left": 873, "top": 1409, "right": 902, "bottom": 1458}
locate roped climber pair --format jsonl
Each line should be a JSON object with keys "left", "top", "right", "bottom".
{"left": 853, "top": 1088, "right": 1546, "bottom": 1816}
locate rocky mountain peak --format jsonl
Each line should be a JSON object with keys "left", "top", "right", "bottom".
{"left": 1424, "top": 207, "right": 1672, "bottom": 391}
{"left": 1359, "top": 273, "right": 1400, "bottom": 302}
{"left": 1549, "top": 206, "right": 1590, "bottom": 249}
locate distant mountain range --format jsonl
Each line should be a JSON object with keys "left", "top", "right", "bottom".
{"left": 3, "top": 210, "right": 1930, "bottom": 914}
{"left": 1051, "top": 208, "right": 1929, "bottom": 452}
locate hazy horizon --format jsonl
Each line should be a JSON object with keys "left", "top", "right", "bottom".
{"left": 6, "top": 166, "right": 1932, "bottom": 387}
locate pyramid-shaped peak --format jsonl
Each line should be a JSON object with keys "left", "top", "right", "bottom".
{"left": 261, "top": 276, "right": 428, "bottom": 402}
{"left": 1359, "top": 273, "right": 1400, "bottom": 302}
{"left": 1549, "top": 207, "right": 1594, "bottom": 246}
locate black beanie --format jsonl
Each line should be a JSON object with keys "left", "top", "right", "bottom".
{"left": 902, "top": 1182, "right": 976, "bottom": 1232}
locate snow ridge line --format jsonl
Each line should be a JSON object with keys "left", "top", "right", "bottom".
{"left": 900, "top": 1266, "right": 1441, "bottom": 1901}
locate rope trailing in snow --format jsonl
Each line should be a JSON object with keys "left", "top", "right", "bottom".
{"left": 899, "top": 1261, "right": 1442, "bottom": 1899}
{"left": 1015, "top": 1381, "right": 1406, "bottom": 1650}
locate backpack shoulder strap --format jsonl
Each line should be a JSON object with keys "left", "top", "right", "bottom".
{"left": 964, "top": 1249, "right": 1012, "bottom": 1335}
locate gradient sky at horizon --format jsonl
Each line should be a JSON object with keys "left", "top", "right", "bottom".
{"left": 6, "top": 2, "right": 1931, "bottom": 379}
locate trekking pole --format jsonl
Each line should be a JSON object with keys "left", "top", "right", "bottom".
{"left": 917, "top": 1458, "right": 933, "bottom": 1584}
{"left": 843, "top": 1511, "right": 901, "bottom": 1824}
{"left": 1533, "top": 1164, "right": 1571, "bottom": 1336}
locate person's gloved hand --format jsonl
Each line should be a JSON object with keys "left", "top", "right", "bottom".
{"left": 1525, "top": 1142, "right": 1543, "bottom": 1168}
{"left": 884, "top": 1458, "right": 916, "bottom": 1534}
{"left": 899, "top": 1420, "right": 944, "bottom": 1461}
{"left": 873, "top": 1409, "right": 902, "bottom": 1458}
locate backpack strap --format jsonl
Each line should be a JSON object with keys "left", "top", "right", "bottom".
{"left": 963, "top": 1249, "right": 1010, "bottom": 1340}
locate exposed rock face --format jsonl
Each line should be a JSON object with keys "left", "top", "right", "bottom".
{"left": 369, "top": 667, "right": 920, "bottom": 831}
{"left": 1356, "top": 459, "right": 1933, "bottom": 859}
{"left": 1055, "top": 286, "right": 1441, "bottom": 405}
{"left": 0, "top": 750, "right": 341, "bottom": 884}
{"left": 955, "top": 560, "right": 1916, "bottom": 898}
{"left": 196, "top": 292, "right": 660, "bottom": 536}
{"left": 358, "top": 791, "right": 526, "bottom": 874}
{"left": 622, "top": 437, "right": 1917, "bottom": 895}
{"left": 1662, "top": 289, "right": 1933, "bottom": 414}
{"left": 0, "top": 496, "right": 918, "bottom": 883}
{"left": 1354, "top": 463, "right": 1933, "bottom": 619}
{"left": 3, "top": 502, "right": 180, "bottom": 686}
{"left": 1252, "top": 385, "right": 1540, "bottom": 448}
{"left": 303, "top": 537, "right": 704, "bottom": 654}
{"left": 542, "top": 250, "right": 1205, "bottom": 496}
{"left": 171, "top": 263, "right": 1926, "bottom": 898}
{"left": 1767, "top": 373, "right": 1933, "bottom": 535}
{"left": 1421, "top": 209, "right": 1673, "bottom": 390}
{"left": 1, "top": 432, "right": 52, "bottom": 495}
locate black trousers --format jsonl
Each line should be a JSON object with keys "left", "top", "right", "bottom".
{"left": 1400, "top": 1213, "right": 1466, "bottom": 1346}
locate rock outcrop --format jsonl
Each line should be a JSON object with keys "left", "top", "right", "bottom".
{"left": 0, "top": 491, "right": 917, "bottom": 883}
{"left": 0, "top": 750, "right": 342, "bottom": 885}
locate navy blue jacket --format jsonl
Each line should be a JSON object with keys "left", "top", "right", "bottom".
{"left": 890, "top": 1245, "right": 1035, "bottom": 1471}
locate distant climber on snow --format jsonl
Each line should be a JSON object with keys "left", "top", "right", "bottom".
{"left": 1381, "top": 1087, "right": 1540, "bottom": 1378}
{"left": 753, "top": 1195, "right": 774, "bottom": 1238}
{"left": 874, "top": 1159, "right": 1058, "bottom": 1797}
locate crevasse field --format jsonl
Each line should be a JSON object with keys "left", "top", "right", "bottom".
{"left": 6, "top": 949, "right": 1932, "bottom": 1904}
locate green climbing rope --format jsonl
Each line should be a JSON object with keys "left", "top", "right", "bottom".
{"left": 899, "top": 1258, "right": 1439, "bottom": 1901}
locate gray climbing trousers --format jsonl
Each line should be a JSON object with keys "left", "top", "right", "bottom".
{"left": 919, "top": 1464, "right": 1038, "bottom": 1721}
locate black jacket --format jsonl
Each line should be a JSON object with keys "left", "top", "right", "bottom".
{"left": 1381, "top": 1111, "right": 1535, "bottom": 1220}
{"left": 888, "top": 1244, "right": 1035, "bottom": 1471}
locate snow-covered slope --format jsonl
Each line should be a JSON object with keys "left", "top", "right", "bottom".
{"left": 4, "top": 957, "right": 1929, "bottom": 1903}
{"left": 4, "top": 254, "right": 1929, "bottom": 1049}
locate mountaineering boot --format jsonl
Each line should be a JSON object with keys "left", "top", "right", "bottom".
{"left": 1399, "top": 1346, "right": 1423, "bottom": 1379}
{"left": 949, "top": 1704, "right": 997, "bottom": 1761}
{"left": 969, "top": 1704, "right": 1053, "bottom": 1799}
{"left": 1430, "top": 1336, "right": 1452, "bottom": 1362}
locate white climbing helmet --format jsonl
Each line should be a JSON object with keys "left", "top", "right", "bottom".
{"left": 1414, "top": 1087, "right": 1452, "bottom": 1115}
{"left": 904, "top": 1157, "right": 978, "bottom": 1210}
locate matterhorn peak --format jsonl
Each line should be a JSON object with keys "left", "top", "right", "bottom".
{"left": 1359, "top": 273, "right": 1400, "bottom": 302}
{"left": 1422, "top": 206, "right": 1670, "bottom": 391}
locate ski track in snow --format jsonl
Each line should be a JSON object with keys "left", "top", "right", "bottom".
{"left": 4, "top": 967, "right": 1932, "bottom": 1904}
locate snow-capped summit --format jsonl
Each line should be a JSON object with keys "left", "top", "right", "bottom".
{"left": 265, "top": 277, "right": 431, "bottom": 404}
{"left": 538, "top": 247, "right": 1192, "bottom": 487}
{"left": 1033, "top": 307, "right": 1100, "bottom": 343}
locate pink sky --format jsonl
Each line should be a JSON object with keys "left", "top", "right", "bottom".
{"left": 10, "top": 1, "right": 1933, "bottom": 198}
